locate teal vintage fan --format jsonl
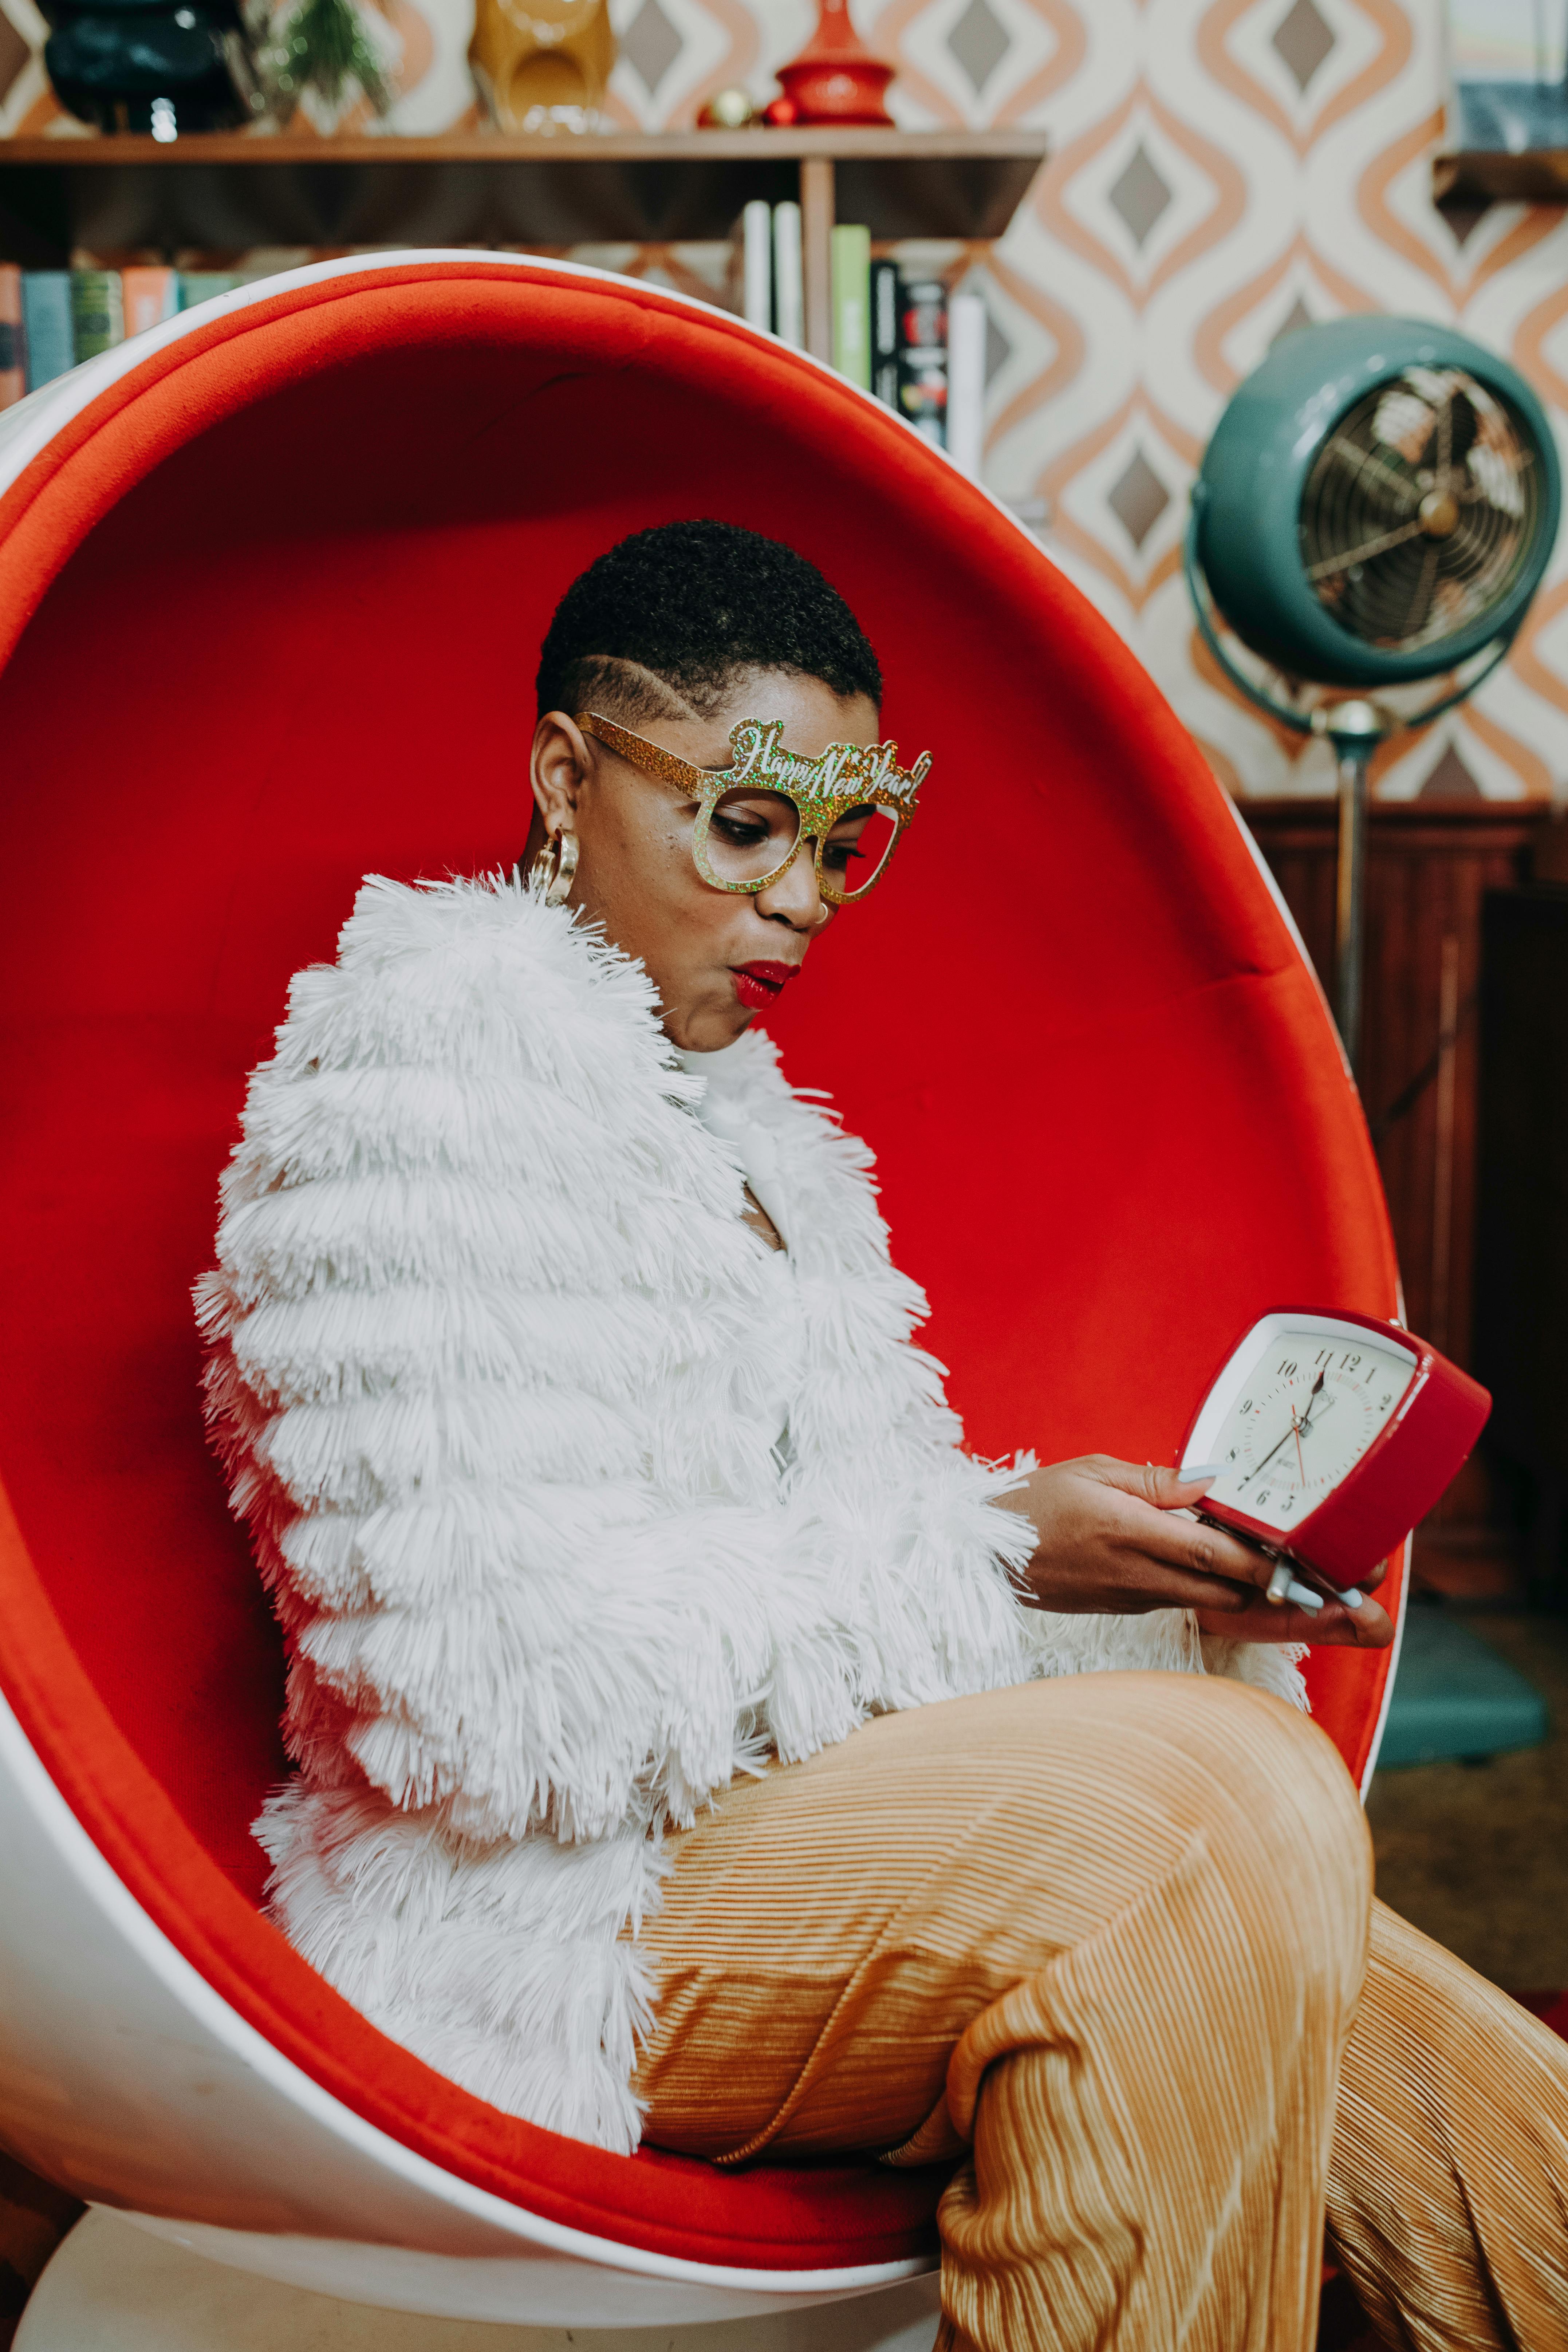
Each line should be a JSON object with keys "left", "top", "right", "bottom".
{"left": 1186, "top": 317, "right": 1561, "bottom": 1069}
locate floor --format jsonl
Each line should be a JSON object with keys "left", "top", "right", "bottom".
{"left": 1326, "top": 1569, "right": 1568, "bottom": 2350}
{"left": 1368, "top": 1587, "right": 1568, "bottom": 1990}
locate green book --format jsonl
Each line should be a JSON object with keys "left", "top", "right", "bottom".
{"left": 831, "top": 224, "right": 871, "bottom": 391}
{"left": 71, "top": 271, "right": 124, "bottom": 363}
{"left": 178, "top": 273, "right": 245, "bottom": 310}
{"left": 21, "top": 272, "right": 74, "bottom": 390}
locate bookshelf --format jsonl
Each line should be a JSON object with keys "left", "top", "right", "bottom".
{"left": 0, "top": 126, "right": 1048, "bottom": 361}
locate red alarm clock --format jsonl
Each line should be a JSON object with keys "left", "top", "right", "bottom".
{"left": 1177, "top": 1307, "right": 1490, "bottom": 1586}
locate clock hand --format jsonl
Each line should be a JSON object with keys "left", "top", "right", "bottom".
{"left": 1296, "top": 1368, "right": 1328, "bottom": 1431}
{"left": 1289, "top": 1370, "right": 1327, "bottom": 1484}
{"left": 1234, "top": 1418, "right": 1300, "bottom": 1488}
{"left": 1234, "top": 1371, "right": 1331, "bottom": 1492}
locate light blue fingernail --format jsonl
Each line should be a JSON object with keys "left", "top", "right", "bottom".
{"left": 1285, "top": 1578, "right": 1325, "bottom": 1612}
{"left": 1336, "top": 1586, "right": 1365, "bottom": 1610}
{"left": 1179, "top": 1462, "right": 1222, "bottom": 1481}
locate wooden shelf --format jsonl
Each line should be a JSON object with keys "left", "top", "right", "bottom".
{"left": 1434, "top": 149, "right": 1568, "bottom": 204}
{"left": 0, "top": 125, "right": 1049, "bottom": 264}
{"left": 0, "top": 127, "right": 1049, "bottom": 166}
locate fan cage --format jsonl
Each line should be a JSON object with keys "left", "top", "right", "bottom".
{"left": 1298, "top": 366, "right": 1544, "bottom": 656}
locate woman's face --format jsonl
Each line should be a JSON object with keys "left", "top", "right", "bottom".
{"left": 528, "top": 667, "right": 882, "bottom": 1051}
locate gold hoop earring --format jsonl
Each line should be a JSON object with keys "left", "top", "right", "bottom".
{"left": 530, "top": 827, "right": 579, "bottom": 908}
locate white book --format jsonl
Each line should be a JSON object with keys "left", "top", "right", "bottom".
{"left": 946, "top": 291, "right": 987, "bottom": 481}
{"left": 772, "top": 201, "right": 804, "bottom": 348}
{"left": 742, "top": 200, "right": 772, "bottom": 333}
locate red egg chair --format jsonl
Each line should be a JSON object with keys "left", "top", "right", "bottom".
{"left": 0, "top": 254, "right": 1404, "bottom": 2336}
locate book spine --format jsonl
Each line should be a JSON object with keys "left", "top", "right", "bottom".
{"left": 0, "top": 263, "right": 23, "bottom": 410}
{"left": 946, "top": 290, "right": 986, "bottom": 479}
{"left": 121, "top": 265, "right": 179, "bottom": 338}
{"left": 741, "top": 199, "right": 772, "bottom": 333}
{"left": 772, "top": 202, "right": 803, "bottom": 349}
{"left": 71, "top": 271, "right": 125, "bottom": 363}
{"left": 870, "top": 259, "right": 900, "bottom": 411}
{"left": 831, "top": 222, "right": 871, "bottom": 390}
{"left": 21, "top": 272, "right": 74, "bottom": 391}
{"left": 899, "top": 276, "right": 948, "bottom": 449}
{"left": 178, "top": 273, "right": 245, "bottom": 309}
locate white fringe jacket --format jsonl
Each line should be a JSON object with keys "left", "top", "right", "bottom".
{"left": 198, "top": 871, "right": 1305, "bottom": 2153}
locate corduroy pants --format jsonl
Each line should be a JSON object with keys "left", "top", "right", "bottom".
{"left": 634, "top": 1676, "right": 1568, "bottom": 2352}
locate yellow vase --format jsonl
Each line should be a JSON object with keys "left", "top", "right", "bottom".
{"left": 469, "top": 0, "right": 614, "bottom": 131}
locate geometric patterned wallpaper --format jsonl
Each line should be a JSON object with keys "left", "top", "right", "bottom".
{"left": 602, "top": 0, "right": 1568, "bottom": 804}
{"left": 4, "top": 0, "right": 1566, "bottom": 800}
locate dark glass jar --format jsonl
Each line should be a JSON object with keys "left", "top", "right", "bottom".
{"left": 41, "top": 0, "right": 253, "bottom": 133}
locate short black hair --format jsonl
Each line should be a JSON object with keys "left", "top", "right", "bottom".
{"left": 535, "top": 520, "right": 882, "bottom": 724}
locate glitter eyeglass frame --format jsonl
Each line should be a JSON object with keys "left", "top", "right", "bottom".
{"left": 576, "top": 710, "right": 929, "bottom": 906}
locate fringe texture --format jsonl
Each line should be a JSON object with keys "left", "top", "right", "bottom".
{"left": 198, "top": 871, "right": 1306, "bottom": 2152}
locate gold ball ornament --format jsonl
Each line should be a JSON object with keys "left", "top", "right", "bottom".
{"left": 698, "top": 84, "right": 754, "bottom": 127}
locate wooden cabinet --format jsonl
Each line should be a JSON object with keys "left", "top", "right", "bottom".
{"left": 1237, "top": 797, "right": 1549, "bottom": 1526}
{"left": 1474, "top": 886, "right": 1568, "bottom": 1587}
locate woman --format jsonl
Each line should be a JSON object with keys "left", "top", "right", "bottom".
{"left": 201, "top": 520, "right": 1568, "bottom": 2352}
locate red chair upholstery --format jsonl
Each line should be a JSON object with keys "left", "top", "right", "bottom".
{"left": 0, "top": 256, "right": 1402, "bottom": 2295}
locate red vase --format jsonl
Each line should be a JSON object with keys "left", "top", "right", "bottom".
{"left": 774, "top": 0, "right": 894, "bottom": 126}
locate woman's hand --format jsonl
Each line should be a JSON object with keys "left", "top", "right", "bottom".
{"left": 997, "top": 1457, "right": 1394, "bottom": 1648}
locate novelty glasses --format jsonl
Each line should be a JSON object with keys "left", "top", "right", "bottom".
{"left": 576, "top": 711, "right": 930, "bottom": 906}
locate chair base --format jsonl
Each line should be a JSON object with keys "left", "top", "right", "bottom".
{"left": 16, "top": 2210, "right": 944, "bottom": 2352}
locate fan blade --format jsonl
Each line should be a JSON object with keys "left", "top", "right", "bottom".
{"left": 1463, "top": 442, "right": 1530, "bottom": 521}
{"left": 1445, "top": 387, "right": 1480, "bottom": 470}
{"left": 1320, "top": 433, "right": 1422, "bottom": 515}
{"left": 1398, "top": 535, "right": 1443, "bottom": 640}
{"left": 1304, "top": 515, "right": 1429, "bottom": 580}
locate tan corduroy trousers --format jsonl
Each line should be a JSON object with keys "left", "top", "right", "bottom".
{"left": 635, "top": 1676, "right": 1568, "bottom": 2352}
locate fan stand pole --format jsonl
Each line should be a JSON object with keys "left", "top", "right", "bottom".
{"left": 1324, "top": 701, "right": 1385, "bottom": 1080}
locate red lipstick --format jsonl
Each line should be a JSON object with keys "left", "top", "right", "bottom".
{"left": 732, "top": 961, "right": 800, "bottom": 1010}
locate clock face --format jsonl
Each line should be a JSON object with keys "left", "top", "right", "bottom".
{"left": 1201, "top": 1325, "right": 1418, "bottom": 1534}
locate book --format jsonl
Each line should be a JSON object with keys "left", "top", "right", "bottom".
{"left": 899, "top": 277, "right": 947, "bottom": 448}
{"left": 946, "top": 290, "right": 986, "bottom": 479}
{"left": 178, "top": 273, "right": 245, "bottom": 309}
{"left": 830, "top": 222, "right": 870, "bottom": 390}
{"left": 0, "top": 264, "right": 22, "bottom": 410}
{"left": 71, "top": 271, "right": 124, "bottom": 363}
{"left": 741, "top": 199, "right": 771, "bottom": 333}
{"left": 772, "top": 202, "right": 803, "bottom": 349}
{"left": 21, "top": 272, "right": 73, "bottom": 392}
{"left": 870, "top": 259, "right": 900, "bottom": 410}
{"left": 121, "top": 265, "right": 179, "bottom": 338}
